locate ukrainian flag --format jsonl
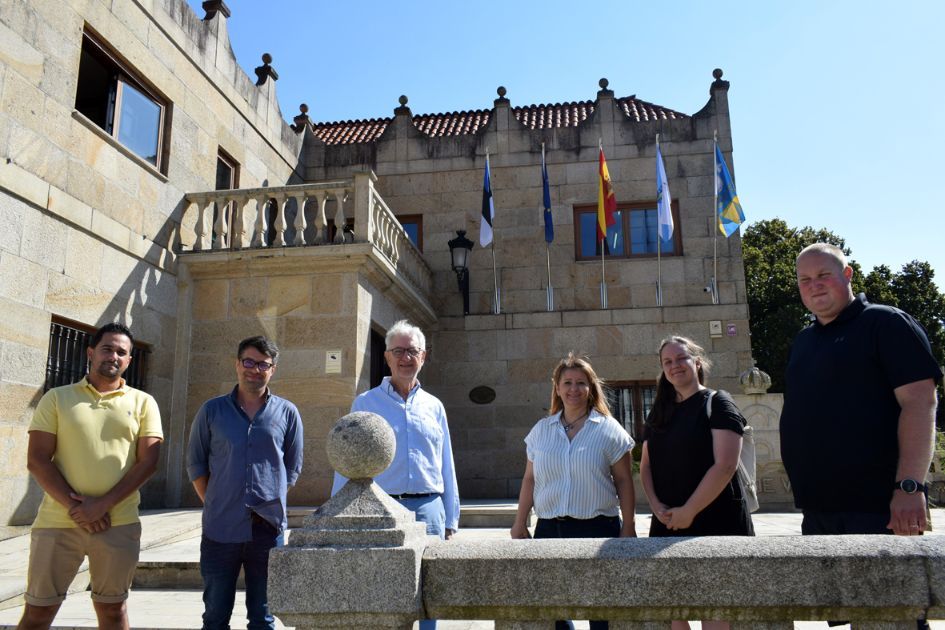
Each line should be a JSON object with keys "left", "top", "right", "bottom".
{"left": 715, "top": 143, "right": 745, "bottom": 237}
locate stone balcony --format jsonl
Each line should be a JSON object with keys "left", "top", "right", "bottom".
{"left": 178, "top": 171, "right": 433, "bottom": 311}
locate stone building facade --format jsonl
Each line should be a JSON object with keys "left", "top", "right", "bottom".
{"left": 0, "top": 0, "right": 784, "bottom": 533}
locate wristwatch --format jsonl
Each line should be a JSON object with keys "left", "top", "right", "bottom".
{"left": 894, "top": 479, "right": 928, "bottom": 495}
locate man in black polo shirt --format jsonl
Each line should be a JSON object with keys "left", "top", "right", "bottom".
{"left": 780, "top": 242, "right": 941, "bottom": 537}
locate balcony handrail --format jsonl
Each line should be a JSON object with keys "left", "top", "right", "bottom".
{"left": 178, "top": 172, "right": 433, "bottom": 299}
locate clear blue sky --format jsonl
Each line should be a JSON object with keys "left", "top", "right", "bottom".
{"left": 192, "top": 0, "right": 945, "bottom": 282}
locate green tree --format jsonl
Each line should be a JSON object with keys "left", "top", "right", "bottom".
{"left": 861, "top": 264, "right": 897, "bottom": 307}
{"left": 742, "top": 219, "right": 860, "bottom": 392}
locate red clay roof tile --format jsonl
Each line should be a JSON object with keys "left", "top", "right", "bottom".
{"left": 308, "top": 96, "right": 686, "bottom": 145}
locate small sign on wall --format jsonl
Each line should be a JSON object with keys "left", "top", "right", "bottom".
{"left": 326, "top": 350, "right": 342, "bottom": 374}
{"left": 709, "top": 320, "right": 723, "bottom": 338}
{"left": 727, "top": 323, "right": 737, "bottom": 337}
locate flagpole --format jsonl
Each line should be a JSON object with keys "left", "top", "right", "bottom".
{"left": 599, "top": 138, "right": 608, "bottom": 309}
{"left": 712, "top": 131, "right": 720, "bottom": 305}
{"left": 546, "top": 244, "right": 553, "bottom": 311}
{"left": 543, "top": 143, "right": 553, "bottom": 312}
{"left": 492, "top": 241, "right": 500, "bottom": 314}
{"left": 483, "top": 149, "right": 500, "bottom": 314}
{"left": 656, "top": 133, "right": 663, "bottom": 307}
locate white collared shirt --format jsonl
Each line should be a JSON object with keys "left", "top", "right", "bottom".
{"left": 331, "top": 377, "right": 460, "bottom": 531}
{"left": 525, "top": 410, "right": 633, "bottom": 519}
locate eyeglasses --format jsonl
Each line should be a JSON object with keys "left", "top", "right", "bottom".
{"left": 241, "top": 358, "right": 274, "bottom": 371}
{"left": 388, "top": 347, "right": 423, "bottom": 359}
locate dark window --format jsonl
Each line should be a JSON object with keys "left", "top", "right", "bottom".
{"left": 395, "top": 214, "right": 423, "bottom": 252}
{"left": 573, "top": 202, "right": 681, "bottom": 261}
{"left": 45, "top": 317, "right": 149, "bottom": 391}
{"left": 605, "top": 381, "right": 657, "bottom": 441}
{"left": 370, "top": 328, "right": 391, "bottom": 389}
{"left": 74, "top": 31, "right": 168, "bottom": 169}
{"left": 212, "top": 150, "right": 239, "bottom": 246}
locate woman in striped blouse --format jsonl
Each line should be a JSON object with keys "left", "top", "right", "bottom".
{"left": 510, "top": 354, "right": 636, "bottom": 630}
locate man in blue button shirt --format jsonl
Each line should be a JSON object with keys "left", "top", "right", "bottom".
{"left": 332, "top": 320, "right": 459, "bottom": 629}
{"left": 187, "top": 336, "right": 303, "bottom": 630}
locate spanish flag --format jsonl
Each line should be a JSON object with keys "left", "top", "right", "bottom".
{"left": 597, "top": 147, "right": 617, "bottom": 242}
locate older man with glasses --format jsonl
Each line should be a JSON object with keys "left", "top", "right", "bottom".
{"left": 332, "top": 320, "right": 459, "bottom": 629}
{"left": 187, "top": 336, "right": 303, "bottom": 630}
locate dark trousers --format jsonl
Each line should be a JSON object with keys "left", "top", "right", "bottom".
{"left": 802, "top": 510, "right": 928, "bottom": 630}
{"left": 801, "top": 510, "right": 892, "bottom": 535}
{"left": 535, "top": 516, "right": 621, "bottom": 630}
{"left": 200, "top": 516, "right": 283, "bottom": 630}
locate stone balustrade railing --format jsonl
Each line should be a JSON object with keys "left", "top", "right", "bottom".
{"left": 269, "top": 412, "right": 945, "bottom": 630}
{"left": 181, "top": 171, "right": 432, "bottom": 295}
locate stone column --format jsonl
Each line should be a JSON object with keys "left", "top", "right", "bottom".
{"left": 268, "top": 411, "right": 429, "bottom": 630}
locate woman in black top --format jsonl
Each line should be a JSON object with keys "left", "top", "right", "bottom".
{"left": 641, "top": 336, "right": 754, "bottom": 538}
{"left": 641, "top": 336, "right": 753, "bottom": 630}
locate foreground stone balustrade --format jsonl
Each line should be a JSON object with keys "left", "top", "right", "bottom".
{"left": 270, "top": 412, "right": 944, "bottom": 629}
{"left": 425, "top": 535, "right": 943, "bottom": 629}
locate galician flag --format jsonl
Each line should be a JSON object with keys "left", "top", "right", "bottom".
{"left": 656, "top": 143, "right": 673, "bottom": 244}
{"left": 481, "top": 154, "right": 495, "bottom": 246}
{"left": 597, "top": 147, "right": 617, "bottom": 242}
{"left": 715, "top": 142, "right": 745, "bottom": 237}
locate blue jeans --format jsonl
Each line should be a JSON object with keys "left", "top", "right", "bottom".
{"left": 396, "top": 495, "right": 445, "bottom": 629}
{"left": 200, "top": 516, "right": 283, "bottom": 630}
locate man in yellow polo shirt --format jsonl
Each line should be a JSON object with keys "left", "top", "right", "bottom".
{"left": 17, "top": 322, "right": 163, "bottom": 630}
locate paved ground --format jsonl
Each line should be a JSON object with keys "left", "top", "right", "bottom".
{"left": 0, "top": 508, "right": 940, "bottom": 629}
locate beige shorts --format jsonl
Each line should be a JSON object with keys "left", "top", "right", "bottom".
{"left": 26, "top": 522, "right": 142, "bottom": 606}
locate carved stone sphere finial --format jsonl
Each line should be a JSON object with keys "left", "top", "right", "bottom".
{"left": 299, "top": 103, "right": 308, "bottom": 114}
{"left": 399, "top": 95, "right": 408, "bottom": 106}
{"left": 262, "top": 53, "right": 273, "bottom": 65}
{"left": 326, "top": 411, "right": 396, "bottom": 480}
{"left": 599, "top": 77, "right": 609, "bottom": 90}
{"left": 713, "top": 68, "right": 724, "bottom": 80}
{"left": 497, "top": 86, "right": 507, "bottom": 98}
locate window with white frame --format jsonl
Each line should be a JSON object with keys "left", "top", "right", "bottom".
{"left": 74, "top": 30, "right": 168, "bottom": 169}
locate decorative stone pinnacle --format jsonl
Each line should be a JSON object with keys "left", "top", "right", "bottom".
{"left": 597, "top": 77, "right": 613, "bottom": 98}
{"left": 711, "top": 67, "right": 730, "bottom": 93}
{"left": 291, "top": 103, "right": 310, "bottom": 134}
{"left": 740, "top": 362, "right": 772, "bottom": 395}
{"left": 494, "top": 85, "right": 509, "bottom": 106}
{"left": 395, "top": 95, "right": 411, "bottom": 116}
{"left": 497, "top": 86, "right": 507, "bottom": 97}
{"left": 254, "top": 53, "right": 278, "bottom": 86}
{"left": 201, "top": 0, "right": 231, "bottom": 20}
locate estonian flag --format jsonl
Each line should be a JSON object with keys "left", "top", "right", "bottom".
{"left": 481, "top": 154, "right": 494, "bottom": 247}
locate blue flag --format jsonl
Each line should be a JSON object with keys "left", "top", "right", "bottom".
{"left": 542, "top": 147, "right": 553, "bottom": 243}
{"left": 481, "top": 154, "right": 494, "bottom": 247}
{"left": 656, "top": 143, "right": 673, "bottom": 245}
{"left": 715, "top": 143, "right": 745, "bottom": 237}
